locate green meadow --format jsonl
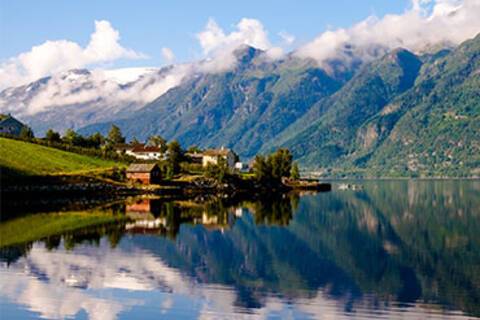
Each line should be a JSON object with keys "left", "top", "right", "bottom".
{"left": 0, "top": 137, "right": 118, "bottom": 176}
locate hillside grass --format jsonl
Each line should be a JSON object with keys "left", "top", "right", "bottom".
{"left": 0, "top": 137, "right": 119, "bottom": 176}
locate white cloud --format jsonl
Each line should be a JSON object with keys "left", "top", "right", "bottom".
{"left": 0, "top": 20, "right": 145, "bottom": 89}
{"left": 161, "top": 47, "right": 176, "bottom": 63}
{"left": 196, "top": 18, "right": 271, "bottom": 55}
{"left": 0, "top": 65, "right": 191, "bottom": 119}
{"left": 296, "top": 0, "right": 480, "bottom": 67}
{"left": 2, "top": 1, "right": 479, "bottom": 122}
{"left": 278, "top": 31, "right": 296, "bottom": 45}
{"left": 196, "top": 18, "right": 285, "bottom": 72}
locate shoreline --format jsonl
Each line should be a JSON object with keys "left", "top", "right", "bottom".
{"left": 0, "top": 173, "right": 332, "bottom": 199}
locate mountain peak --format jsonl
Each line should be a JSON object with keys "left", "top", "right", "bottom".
{"left": 59, "top": 69, "right": 91, "bottom": 81}
{"left": 233, "top": 45, "right": 263, "bottom": 65}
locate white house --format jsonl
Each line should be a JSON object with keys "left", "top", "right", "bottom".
{"left": 202, "top": 147, "right": 237, "bottom": 168}
{"left": 127, "top": 146, "right": 166, "bottom": 160}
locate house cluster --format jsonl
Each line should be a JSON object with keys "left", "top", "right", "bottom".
{"left": 125, "top": 145, "right": 249, "bottom": 185}
{"left": 188, "top": 146, "right": 249, "bottom": 172}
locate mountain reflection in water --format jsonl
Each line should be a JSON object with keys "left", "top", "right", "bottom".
{"left": 0, "top": 180, "right": 479, "bottom": 319}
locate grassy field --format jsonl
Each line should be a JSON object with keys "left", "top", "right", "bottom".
{"left": 0, "top": 137, "right": 119, "bottom": 176}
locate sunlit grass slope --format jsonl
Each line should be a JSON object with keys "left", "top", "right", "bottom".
{"left": 0, "top": 137, "right": 117, "bottom": 176}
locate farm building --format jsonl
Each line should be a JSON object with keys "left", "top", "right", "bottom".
{"left": 127, "top": 146, "right": 166, "bottom": 160}
{"left": 0, "top": 114, "right": 28, "bottom": 136}
{"left": 202, "top": 147, "right": 237, "bottom": 168}
{"left": 115, "top": 144, "right": 166, "bottom": 160}
{"left": 126, "top": 163, "right": 161, "bottom": 185}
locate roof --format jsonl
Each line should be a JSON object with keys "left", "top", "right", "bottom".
{"left": 203, "top": 148, "right": 232, "bottom": 157}
{"left": 114, "top": 143, "right": 143, "bottom": 150}
{"left": 131, "top": 146, "right": 162, "bottom": 153}
{"left": 0, "top": 114, "right": 24, "bottom": 127}
{"left": 126, "top": 163, "right": 159, "bottom": 173}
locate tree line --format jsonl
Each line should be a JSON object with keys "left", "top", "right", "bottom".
{"left": 11, "top": 123, "right": 303, "bottom": 184}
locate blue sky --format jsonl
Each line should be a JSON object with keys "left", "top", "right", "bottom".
{"left": 0, "top": 0, "right": 411, "bottom": 66}
{"left": 1, "top": 0, "right": 478, "bottom": 90}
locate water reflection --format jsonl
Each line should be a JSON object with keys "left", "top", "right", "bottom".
{"left": 0, "top": 180, "right": 479, "bottom": 319}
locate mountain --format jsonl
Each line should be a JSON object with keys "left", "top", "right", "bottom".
{"left": 2, "top": 35, "right": 480, "bottom": 176}
{"left": 274, "top": 34, "right": 480, "bottom": 176}
{"left": 80, "top": 46, "right": 353, "bottom": 157}
{"left": 364, "top": 35, "right": 480, "bottom": 176}
{"left": 267, "top": 48, "right": 423, "bottom": 165}
{"left": 0, "top": 67, "right": 186, "bottom": 135}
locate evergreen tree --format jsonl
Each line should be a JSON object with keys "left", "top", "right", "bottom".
{"left": 107, "top": 125, "right": 125, "bottom": 145}
{"left": 86, "top": 132, "right": 104, "bottom": 149}
{"left": 166, "top": 140, "right": 184, "bottom": 174}
{"left": 45, "top": 129, "right": 61, "bottom": 144}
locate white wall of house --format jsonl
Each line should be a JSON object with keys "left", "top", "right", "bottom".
{"left": 126, "top": 151, "right": 165, "bottom": 160}
{"left": 202, "top": 155, "right": 219, "bottom": 167}
{"left": 202, "top": 151, "right": 236, "bottom": 168}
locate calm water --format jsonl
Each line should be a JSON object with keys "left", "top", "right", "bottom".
{"left": 0, "top": 180, "right": 479, "bottom": 319}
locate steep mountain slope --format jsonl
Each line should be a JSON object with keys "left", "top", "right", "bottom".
{"left": 268, "top": 49, "right": 423, "bottom": 166}
{"left": 267, "top": 34, "right": 479, "bottom": 176}
{"left": 80, "top": 47, "right": 349, "bottom": 157}
{"left": 364, "top": 34, "right": 480, "bottom": 176}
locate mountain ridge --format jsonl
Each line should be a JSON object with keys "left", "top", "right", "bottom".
{"left": 2, "top": 34, "right": 480, "bottom": 176}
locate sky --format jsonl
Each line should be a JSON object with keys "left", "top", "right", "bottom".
{"left": 1, "top": 0, "right": 479, "bottom": 89}
{"left": 0, "top": 0, "right": 411, "bottom": 65}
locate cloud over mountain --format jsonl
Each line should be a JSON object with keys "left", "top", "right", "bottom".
{"left": 196, "top": 18, "right": 285, "bottom": 72}
{"left": 0, "top": 20, "right": 145, "bottom": 89}
{"left": 296, "top": 0, "right": 480, "bottom": 67}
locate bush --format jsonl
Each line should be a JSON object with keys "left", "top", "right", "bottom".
{"left": 204, "top": 159, "right": 230, "bottom": 183}
{"left": 181, "top": 162, "right": 204, "bottom": 174}
{"left": 253, "top": 148, "right": 294, "bottom": 184}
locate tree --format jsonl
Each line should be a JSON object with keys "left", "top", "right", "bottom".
{"left": 290, "top": 162, "right": 300, "bottom": 180}
{"left": 107, "top": 125, "right": 125, "bottom": 145}
{"left": 19, "top": 126, "right": 34, "bottom": 140}
{"left": 204, "top": 157, "right": 230, "bottom": 183}
{"left": 147, "top": 135, "right": 167, "bottom": 152}
{"left": 86, "top": 132, "right": 104, "bottom": 149}
{"left": 252, "top": 155, "right": 272, "bottom": 182}
{"left": 253, "top": 149, "right": 293, "bottom": 184}
{"left": 166, "top": 140, "right": 184, "bottom": 174}
{"left": 269, "top": 148, "right": 292, "bottom": 180}
{"left": 45, "top": 129, "right": 61, "bottom": 144}
{"left": 130, "top": 137, "right": 141, "bottom": 145}
{"left": 62, "top": 129, "right": 82, "bottom": 146}
{"left": 187, "top": 145, "right": 202, "bottom": 154}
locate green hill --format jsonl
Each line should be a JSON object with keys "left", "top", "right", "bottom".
{"left": 0, "top": 137, "right": 117, "bottom": 177}
{"left": 71, "top": 35, "right": 480, "bottom": 177}
{"left": 267, "top": 35, "right": 480, "bottom": 177}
